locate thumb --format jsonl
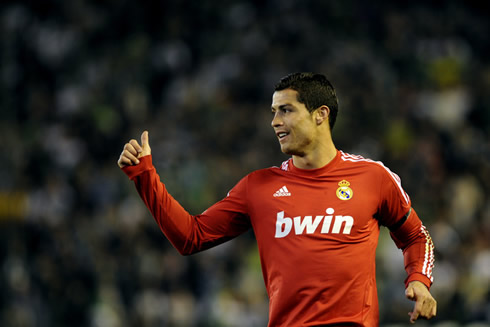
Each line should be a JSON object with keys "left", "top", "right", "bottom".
{"left": 405, "top": 285, "right": 415, "bottom": 300}
{"left": 138, "top": 130, "right": 151, "bottom": 157}
{"left": 141, "top": 130, "right": 149, "bottom": 146}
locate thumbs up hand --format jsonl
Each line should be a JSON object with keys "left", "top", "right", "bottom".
{"left": 117, "top": 131, "right": 152, "bottom": 168}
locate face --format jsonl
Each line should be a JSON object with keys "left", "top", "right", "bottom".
{"left": 271, "top": 89, "right": 319, "bottom": 156}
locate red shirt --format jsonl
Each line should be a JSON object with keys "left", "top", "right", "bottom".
{"left": 123, "top": 150, "right": 434, "bottom": 327}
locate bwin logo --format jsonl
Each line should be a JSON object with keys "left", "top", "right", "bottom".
{"left": 275, "top": 208, "right": 354, "bottom": 238}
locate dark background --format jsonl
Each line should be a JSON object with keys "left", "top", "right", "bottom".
{"left": 0, "top": 0, "right": 488, "bottom": 326}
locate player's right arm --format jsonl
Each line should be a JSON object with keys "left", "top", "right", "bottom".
{"left": 117, "top": 131, "right": 251, "bottom": 255}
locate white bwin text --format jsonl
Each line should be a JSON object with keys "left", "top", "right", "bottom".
{"left": 275, "top": 208, "right": 354, "bottom": 238}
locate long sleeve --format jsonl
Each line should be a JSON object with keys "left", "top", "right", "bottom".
{"left": 122, "top": 155, "right": 251, "bottom": 255}
{"left": 375, "top": 165, "right": 435, "bottom": 289}
{"left": 389, "top": 208, "right": 435, "bottom": 289}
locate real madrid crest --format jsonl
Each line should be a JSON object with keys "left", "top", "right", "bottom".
{"left": 336, "top": 180, "right": 353, "bottom": 200}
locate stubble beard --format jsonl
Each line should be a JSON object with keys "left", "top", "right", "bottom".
{"left": 280, "top": 139, "right": 310, "bottom": 157}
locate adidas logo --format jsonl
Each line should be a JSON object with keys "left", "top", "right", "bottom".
{"left": 273, "top": 186, "right": 291, "bottom": 197}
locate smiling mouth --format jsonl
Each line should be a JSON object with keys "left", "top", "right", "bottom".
{"left": 277, "top": 132, "right": 289, "bottom": 141}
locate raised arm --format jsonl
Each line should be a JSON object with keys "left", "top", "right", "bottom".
{"left": 118, "top": 131, "right": 251, "bottom": 255}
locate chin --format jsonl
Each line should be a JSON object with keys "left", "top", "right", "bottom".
{"left": 280, "top": 145, "right": 291, "bottom": 155}
{"left": 281, "top": 145, "right": 302, "bottom": 156}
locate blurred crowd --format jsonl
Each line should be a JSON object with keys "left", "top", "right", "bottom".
{"left": 0, "top": 0, "right": 488, "bottom": 326}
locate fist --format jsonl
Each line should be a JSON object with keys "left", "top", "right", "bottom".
{"left": 117, "top": 131, "right": 151, "bottom": 168}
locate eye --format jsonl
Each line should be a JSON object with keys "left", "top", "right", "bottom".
{"left": 272, "top": 106, "right": 293, "bottom": 115}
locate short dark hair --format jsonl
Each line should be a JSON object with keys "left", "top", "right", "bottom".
{"left": 274, "top": 72, "right": 339, "bottom": 131}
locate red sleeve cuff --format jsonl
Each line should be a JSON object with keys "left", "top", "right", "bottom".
{"left": 405, "top": 272, "right": 432, "bottom": 290}
{"left": 121, "top": 155, "right": 153, "bottom": 180}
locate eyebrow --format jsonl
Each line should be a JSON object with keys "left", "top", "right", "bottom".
{"left": 271, "top": 104, "right": 294, "bottom": 111}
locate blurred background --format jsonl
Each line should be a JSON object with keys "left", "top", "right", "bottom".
{"left": 0, "top": 0, "right": 488, "bottom": 326}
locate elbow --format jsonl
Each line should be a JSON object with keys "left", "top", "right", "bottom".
{"left": 175, "top": 240, "right": 200, "bottom": 256}
{"left": 177, "top": 247, "right": 194, "bottom": 256}
{"left": 176, "top": 240, "right": 211, "bottom": 256}
{"left": 164, "top": 230, "right": 199, "bottom": 256}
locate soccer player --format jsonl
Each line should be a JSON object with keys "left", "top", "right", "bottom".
{"left": 118, "top": 72, "right": 437, "bottom": 326}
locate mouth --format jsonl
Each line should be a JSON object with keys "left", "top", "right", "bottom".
{"left": 276, "top": 131, "right": 289, "bottom": 142}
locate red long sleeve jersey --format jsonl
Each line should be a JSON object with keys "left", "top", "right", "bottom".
{"left": 123, "top": 150, "right": 434, "bottom": 327}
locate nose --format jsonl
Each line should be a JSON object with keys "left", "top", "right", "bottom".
{"left": 271, "top": 112, "right": 283, "bottom": 128}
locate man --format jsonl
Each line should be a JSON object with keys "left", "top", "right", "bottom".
{"left": 118, "top": 72, "right": 437, "bottom": 326}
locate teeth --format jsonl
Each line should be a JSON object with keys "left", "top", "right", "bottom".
{"left": 278, "top": 133, "right": 287, "bottom": 138}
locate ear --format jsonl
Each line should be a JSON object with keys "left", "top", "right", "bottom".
{"left": 314, "top": 105, "right": 330, "bottom": 125}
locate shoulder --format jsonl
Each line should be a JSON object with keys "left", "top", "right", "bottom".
{"left": 241, "top": 163, "right": 288, "bottom": 185}
{"left": 340, "top": 151, "right": 410, "bottom": 203}
{"left": 247, "top": 165, "right": 284, "bottom": 178}
{"left": 339, "top": 151, "right": 394, "bottom": 176}
{"left": 340, "top": 151, "right": 401, "bottom": 184}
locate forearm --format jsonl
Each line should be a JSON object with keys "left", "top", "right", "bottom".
{"left": 122, "top": 155, "right": 251, "bottom": 255}
{"left": 390, "top": 209, "right": 435, "bottom": 289}
{"left": 123, "top": 155, "right": 201, "bottom": 254}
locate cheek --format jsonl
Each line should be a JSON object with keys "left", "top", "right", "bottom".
{"left": 296, "top": 122, "right": 314, "bottom": 139}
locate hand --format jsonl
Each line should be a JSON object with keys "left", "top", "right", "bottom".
{"left": 405, "top": 281, "right": 437, "bottom": 323}
{"left": 117, "top": 131, "right": 151, "bottom": 168}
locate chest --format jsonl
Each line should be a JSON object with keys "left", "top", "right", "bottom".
{"left": 248, "top": 174, "right": 381, "bottom": 241}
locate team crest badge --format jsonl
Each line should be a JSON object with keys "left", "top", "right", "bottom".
{"left": 336, "top": 180, "right": 353, "bottom": 200}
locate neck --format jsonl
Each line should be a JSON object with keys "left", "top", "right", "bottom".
{"left": 292, "top": 139, "right": 337, "bottom": 170}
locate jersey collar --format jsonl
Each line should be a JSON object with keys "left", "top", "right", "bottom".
{"left": 286, "top": 150, "right": 341, "bottom": 177}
